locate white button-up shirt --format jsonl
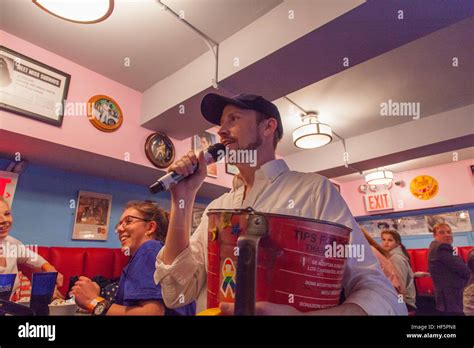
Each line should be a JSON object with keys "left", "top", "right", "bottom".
{"left": 154, "top": 159, "right": 407, "bottom": 315}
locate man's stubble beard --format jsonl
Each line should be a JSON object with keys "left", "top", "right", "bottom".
{"left": 239, "top": 130, "right": 263, "bottom": 151}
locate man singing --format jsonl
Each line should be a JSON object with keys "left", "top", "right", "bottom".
{"left": 154, "top": 93, "right": 407, "bottom": 315}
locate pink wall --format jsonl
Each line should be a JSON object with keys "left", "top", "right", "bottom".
{"left": 340, "top": 159, "right": 474, "bottom": 217}
{"left": 0, "top": 31, "right": 233, "bottom": 188}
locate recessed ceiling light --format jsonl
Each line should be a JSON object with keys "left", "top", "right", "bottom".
{"left": 33, "top": 0, "right": 114, "bottom": 24}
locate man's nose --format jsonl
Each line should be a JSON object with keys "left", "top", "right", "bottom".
{"left": 218, "top": 125, "right": 229, "bottom": 138}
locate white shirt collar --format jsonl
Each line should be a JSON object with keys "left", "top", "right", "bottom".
{"left": 231, "top": 159, "right": 289, "bottom": 191}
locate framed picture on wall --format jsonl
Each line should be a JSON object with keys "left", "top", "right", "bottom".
{"left": 358, "top": 210, "right": 472, "bottom": 238}
{"left": 0, "top": 45, "right": 70, "bottom": 127}
{"left": 192, "top": 131, "right": 218, "bottom": 178}
{"left": 87, "top": 94, "right": 123, "bottom": 132}
{"left": 72, "top": 191, "right": 112, "bottom": 241}
{"left": 144, "top": 132, "right": 175, "bottom": 168}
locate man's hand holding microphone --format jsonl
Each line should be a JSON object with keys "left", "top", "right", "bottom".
{"left": 149, "top": 144, "right": 224, "bottom": 264}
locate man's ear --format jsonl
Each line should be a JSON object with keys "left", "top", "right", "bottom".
{"left": 264, "top": 118, "right": 278, "bottom": 136}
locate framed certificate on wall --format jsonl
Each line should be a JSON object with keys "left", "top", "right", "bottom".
{"left": 0, "top": 46, "right": 71, "bottom": 127}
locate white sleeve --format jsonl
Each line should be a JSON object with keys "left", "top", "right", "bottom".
{"left": 154, "top": 206, "right": 210, "bottom": 309}
{"left": 12, "top": 238, "right": 47, "bottom": 269}
{"left": 313, "top": 178, "right": 408, "bottom": 315}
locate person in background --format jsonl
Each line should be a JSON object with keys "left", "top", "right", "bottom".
{"left": 71, "top": 201, "right": 195, "bottom": 316}
{"left": 463, "top": 249, "right": 474, "bottom": 316}
{"left": 197, "top": 132, "right": 213, "bottom": 151}
{"left": 0, "top": 56, "right": 13, "bottom": 87}
{"left": 381, "top": 230, "right": 416, "bottom": 312}
{"left": 428, "top": 223, "right": 470, "bottom": 315}
{"left": 0, "top": 196, "right": 63, "bottom": 300}
{"left": 360, "top": 227, "right": 405, "bottom": 296}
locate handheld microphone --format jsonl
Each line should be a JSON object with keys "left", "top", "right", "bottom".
{"left": 149, "top": 143, "right": 226, "bottom": 194}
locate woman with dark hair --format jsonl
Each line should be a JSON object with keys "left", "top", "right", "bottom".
{"left": 71, "top": 200, "right": 195, "bottom": 316}
{"left": 381, "top": 230, "right": 416, "bottom": 311}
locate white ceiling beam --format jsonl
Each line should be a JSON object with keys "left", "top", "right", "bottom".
{"left": 140, "top": 0, "right": 365, "bottom": 125}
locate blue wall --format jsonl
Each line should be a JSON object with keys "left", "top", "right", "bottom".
{"left": 356, "top": 204, "right": 474, "bottom": 249}
{"left": 0, "top": 159, "right": 212, "bottom": 248}
{"left": 3, "top": 158, "right": 472, "bottom": 250}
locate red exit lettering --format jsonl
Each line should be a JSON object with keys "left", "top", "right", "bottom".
{"left": 366, "top": 192, "right": 392, "bottom": 211}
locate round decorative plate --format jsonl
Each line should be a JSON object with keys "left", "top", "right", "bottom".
{"left": 145, "top": 132, "right": 175, "bottom": 168}
{"left": 410, "top": 175, "right": 439, "bottom": 200}
{"left": 87, "top": 95, "right": 123, "bottom": 132}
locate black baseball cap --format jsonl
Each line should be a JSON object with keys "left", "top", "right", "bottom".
{"left": 201, "top": 93, "right": 283, "bottom": 139}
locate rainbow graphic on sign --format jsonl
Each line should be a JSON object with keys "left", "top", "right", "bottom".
{"left": 220, "top": 258, "right": 236, "bottom": 299}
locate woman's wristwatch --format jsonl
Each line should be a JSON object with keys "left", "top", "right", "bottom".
{"left": 87, "top": 297, "right": 111, "bottom": 316}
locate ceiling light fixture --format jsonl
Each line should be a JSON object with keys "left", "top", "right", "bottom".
{"left": 33, "top": 0, "right": 114, "bottom": 24}
{"left": 365, "top": 170, "right": 394, "bottom": 186}
{"left": 293, "top": 112, "right": 333, "bottom": 149}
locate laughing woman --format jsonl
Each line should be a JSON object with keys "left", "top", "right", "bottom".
{"left": 0, "top": 196, "right": 64, "bottom": 300}
{"left": 71, "top": 200, "right": 196, "bottom": 316}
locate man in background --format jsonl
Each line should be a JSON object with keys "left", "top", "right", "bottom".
{"left": 428, "top": 223, "right": 470, "bottom": 315}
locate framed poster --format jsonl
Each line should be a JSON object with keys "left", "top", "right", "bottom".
{"left": 87, "top": 95, "right": 123, "bottom": 132}
{"left": 0, "top": 46, "right": 70, "bottom": 127}
{"left": 397, "top": 215, "right": 429, "bottom": 235}
{"left": 0, "top": 170, "right": 18, "bottom": 207}
{"left": 72, "top": 191, "right": 112, "bottom": 241}
{"left": 192, "top": 131, "right": 218, "bottom": 178}
{"left": 426, "top": 211, "right": 472, "bottom": 233}
{"left": 359, "top": 210, "right": 471, "bottom": 237}
{"left": 145, "top": 132, "right": 175, "bottom": 168}
{"left": 359, "top": 219, "right": 399, "bottom": 238}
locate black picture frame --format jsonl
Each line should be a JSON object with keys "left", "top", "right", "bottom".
{"left": 0, "top": 45, "right": 71, "bottom": 127}
{"left": 145, "top": 132, "right": 175, "bottom": 169}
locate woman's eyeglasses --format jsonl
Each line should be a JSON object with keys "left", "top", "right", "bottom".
{"left": 115, "top": 215, "right": 151, "bottom": 232}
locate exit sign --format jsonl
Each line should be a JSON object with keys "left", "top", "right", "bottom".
{"left": 364, "top": 190, "right": 394, "bottom": 212}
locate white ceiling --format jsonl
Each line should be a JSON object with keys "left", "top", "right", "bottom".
{"left": 334, "top": 147, "right": 474, "bottom": 183}
{"left": 273, "top": 16, "right": 474, "bottom": 157}
{"left": 0, "top": 0, "right": 282, "bottom": 91}
{"left": 0, "top": 0, "right": 472, "bottom": 190}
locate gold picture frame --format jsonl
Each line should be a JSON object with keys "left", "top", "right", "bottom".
{"left": 87, "top": 94, "right": 123, "bottom": 132}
